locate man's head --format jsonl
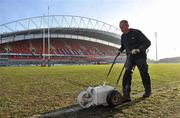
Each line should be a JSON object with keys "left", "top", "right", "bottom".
{"left": 119, "top": 20, "right": 129, "bottom": 33}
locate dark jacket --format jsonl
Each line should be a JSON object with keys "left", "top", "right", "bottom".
{"left": 119, "top": 28, "right": 151, "bottom": 57}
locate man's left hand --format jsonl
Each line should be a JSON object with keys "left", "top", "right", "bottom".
{"left": 131, "top": 49, "right": 140, "bottom": 55}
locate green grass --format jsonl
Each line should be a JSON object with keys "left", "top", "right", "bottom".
{"left": 0, "top": 64, "right": 180, "bottom": 117}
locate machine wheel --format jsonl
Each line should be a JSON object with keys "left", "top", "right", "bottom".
{"left": 107, "top": 90, "right": 122, "bottom": 107}
{"left": 77, "top": 91, "right": 93, "bottom": 108}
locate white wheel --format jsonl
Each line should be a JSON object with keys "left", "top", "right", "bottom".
{"left": 77, "top": 91, "right": 93, "bottom": 108}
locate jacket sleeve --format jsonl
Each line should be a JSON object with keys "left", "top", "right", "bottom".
{"left": 137, "top": 30, "right": 151, "bottom": 52}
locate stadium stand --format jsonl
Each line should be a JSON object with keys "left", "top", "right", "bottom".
{"left": 0, "top": 38, "right": 117, "bottom": 56}
{"left": 0, "top": 38, "right": 126, "bottom": 66}
{"left": 0, "top": 15, "right": 126, "bottom": 66}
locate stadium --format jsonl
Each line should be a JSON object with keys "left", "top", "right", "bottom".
{"left": 0, "top": 15, "right": 126, "bottom": 66}
{"left": 1, "top": 0, "right": 180, "bottom": 117}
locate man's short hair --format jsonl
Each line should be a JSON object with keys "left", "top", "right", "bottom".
{"left": 120, "top": 20, "right": 128, "bottom": 24}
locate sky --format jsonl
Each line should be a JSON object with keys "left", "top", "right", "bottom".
{"left": 0, "top": 0, "right": 180, "bottom": 60}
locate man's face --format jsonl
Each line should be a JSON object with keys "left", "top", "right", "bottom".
{"left": 119, "top": 22, "right": 129, "bottom": 33}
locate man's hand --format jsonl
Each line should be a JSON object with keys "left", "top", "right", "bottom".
{"left": 131, "top": 49, "right": 140, "bottom": 55}
{"left": 117, "top": 49, "right": 122, "bottom": 56}
{"left": 117, "top": 52, "right": 121, "bottom": 56}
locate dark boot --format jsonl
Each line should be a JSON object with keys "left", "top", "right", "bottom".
{"left": 143, "top": 92, "right": 151, "bottom": 98}
{"left": 122, "top": 86, "right": 131, "bottom": 103}
{"left": 121, "top": 96, "right": 131, "bottom": 103}
{"left": 143, "top": 86, "right": 151, "bottom": 98}
{"left": 143, "top": 89, "right": 151, "bottom": 98}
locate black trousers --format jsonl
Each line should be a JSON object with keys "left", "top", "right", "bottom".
{"left": 122, "top": 56, "right": 151, "bottom": 98}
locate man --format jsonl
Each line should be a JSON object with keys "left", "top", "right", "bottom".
{"left": 118, "top": 20, "right": 151, "bottom": 102}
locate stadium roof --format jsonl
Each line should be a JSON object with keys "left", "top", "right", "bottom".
{"left": 0, "top": 15, "right": 121, "bottom": 47}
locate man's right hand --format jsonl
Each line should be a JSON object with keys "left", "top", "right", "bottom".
{"left": 117, "top": 49, "right": 122, "bottom": 56}
{"left": 117, "top": 52, "right": 121, "bottom": 56}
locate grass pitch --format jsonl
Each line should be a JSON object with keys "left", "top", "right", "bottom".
{"left": 0, "top": 64, "right": 180, "bottom": 117}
